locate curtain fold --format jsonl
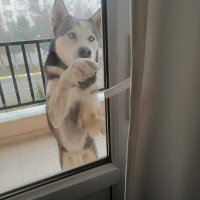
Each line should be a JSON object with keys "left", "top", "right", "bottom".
{"left": 125, "top": 0, "right": 200, "bottom": 200}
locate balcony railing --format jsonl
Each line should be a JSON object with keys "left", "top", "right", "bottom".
{"left": 0, "top": 39, "right": 53, "bottom": 110}
{"left": 0, "top": 39, "right": 104, "bottom": 111}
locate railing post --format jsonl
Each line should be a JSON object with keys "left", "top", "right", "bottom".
{"left": 5, "top": 45, "right": 21, "bottom": 105}
{"left": 36, "top": 42, "right": 46, "bottom": 94}
{"left": 0, "top": 81, "right": 6, "bottom": 107}
{"left": 21, "top": 44, "right": 35, "bottom": 101}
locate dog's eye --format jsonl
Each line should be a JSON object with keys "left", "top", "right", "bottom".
{"left": 67, "top": 32, "right": 77, "bottom": 39}
{"left": 88, "top": 35, "right": 95, "bottom": 42}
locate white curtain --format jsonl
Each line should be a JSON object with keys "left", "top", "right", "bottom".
{"left": 125, "top": 0, "right": 200, "bottom": 199}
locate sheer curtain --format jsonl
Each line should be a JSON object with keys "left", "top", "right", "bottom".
{"left": 125, "top": 0, "right": 200, "bottom": 199}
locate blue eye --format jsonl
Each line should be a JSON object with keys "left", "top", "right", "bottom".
{"left": 67, "top": 32, "right": 76, "bottom": 39}
{"left": 88, "top": 35, "right": 95, "bottom": 42}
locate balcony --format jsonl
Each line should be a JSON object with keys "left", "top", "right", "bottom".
{"left": 0, "top": 39, "right": 106, "bottom": 193}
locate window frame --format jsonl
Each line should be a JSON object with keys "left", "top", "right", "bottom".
{"left": 18, "top": 0, "right": 25, "bottom": 6}
{"left": 1, "top": 0, "right": 11, "bottom": 6}
{"left": 0, "top": 0, "right": 130, "bottom": 199}
{"left": 4, "top": 10, "right": 13, "bottom": 18}
{"left": 18, "top": 10, "right": 27, "bottom": 17}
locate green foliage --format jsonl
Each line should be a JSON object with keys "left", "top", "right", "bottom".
{"left": 0, "top": 7, "right": 51, "bottom": 52}
{"left": 0, "top": 15, "right": 7, "bottom": 42}
{"left": 36, "top": 83, "right": 45, "bottom": 99}
{"left": 6, "top": 16, "right": 35, "bottom": 54}
{"left": 8, "top": 15, "right": 34, "bottom": 41}
{"left": 27, "top": 1, "right": 52, "bottom": 52}
{"left": 0, "top": 15, "right": 7, "bottom": 63}
{"left": 0, "top": 28, "right": 6, "bottom": 42}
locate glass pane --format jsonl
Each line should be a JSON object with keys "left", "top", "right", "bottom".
{"left": 0, "top": 0, "right": 107, "bottom": 195}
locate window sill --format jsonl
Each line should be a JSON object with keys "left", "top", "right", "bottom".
{"left": 0, "top": 93, "right": 105, "bottom": 139}
{"left": 0, "top": 105, "right": 48, "bottom": 139}
{"left": 6, "top": 163, "right": 119, "bottom": 200}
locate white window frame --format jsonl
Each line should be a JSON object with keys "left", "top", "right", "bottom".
{"left": 2, "top": 0, "right": 130, "bottom": 199}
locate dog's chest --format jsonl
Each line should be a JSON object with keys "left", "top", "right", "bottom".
{"left": 67, "top": 84, "right": 99, "bottom": 121}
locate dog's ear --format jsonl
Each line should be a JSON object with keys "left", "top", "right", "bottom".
{"left": 52, "top": 0, "right": 68, "bottom": 27}
{"left": 91, "top": 9, "right": 102, "bottom": 36}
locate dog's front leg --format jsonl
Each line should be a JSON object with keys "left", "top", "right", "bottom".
{"left": 46, "top": 58, "right": 99, "bottom": 128}
{"left": 47, "top": 67, "right": 83, "bottom": 128}
{"left": 46, "top": 77, "right": 72, "bottom": 128}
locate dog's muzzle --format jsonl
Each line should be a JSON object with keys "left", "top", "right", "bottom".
{"left": 79, "top": 47, "right": 91, "bottom": 58}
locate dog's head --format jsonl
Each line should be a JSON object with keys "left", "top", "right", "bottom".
{"left": 51, "top": 0, "right": 102, "bottom": 67}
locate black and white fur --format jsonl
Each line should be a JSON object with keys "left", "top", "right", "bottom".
{"left": 44, "top": 0, "right": 105, "bottom": 170}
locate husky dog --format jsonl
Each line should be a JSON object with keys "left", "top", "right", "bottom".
{"left": 44, "top": 0, "right": 105, "bottom": 170}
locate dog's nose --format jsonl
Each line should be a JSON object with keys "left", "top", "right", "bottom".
{"left": 79, "top": 47, "right": 91, "bottom": 58}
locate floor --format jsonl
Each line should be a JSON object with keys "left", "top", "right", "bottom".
{"left": 0, "top": 129, "right": 107, "bottom": 193}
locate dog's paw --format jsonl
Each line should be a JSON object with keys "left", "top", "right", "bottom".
{"left": 60, "top": 58, "right": 99, "bottom": 88}
{"left": 71, "top": 58, "right": 99, "bottom": 82}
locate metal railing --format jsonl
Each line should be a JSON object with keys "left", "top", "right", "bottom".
{"left": 0, "top": 39, "right": 52, "bottom": 111}
{"left": 0, "top": 39, "right": 104, "bottom": 111}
